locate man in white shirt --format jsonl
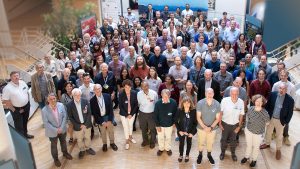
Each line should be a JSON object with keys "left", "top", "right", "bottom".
{"left": 137, "top": 81, "right": 158, "bottom": 148}
{"left": 2, "top": 71, "right": 34, "bottom": 139}
{"left": 188, "top": 42, "right": 201, "bottom": 61}
{"left": 162, "top": 41, "right": 179, "bottom": 67}
{"left": 219, "top": 87, "right": 244, "bottom": 161}
{"left": 79, "top": 73, "right": 95, "bottom": 100}
{"left": 181, "top": 4, "right": 193, "bottom": 18}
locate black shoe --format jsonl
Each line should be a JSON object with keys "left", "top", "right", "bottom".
{"left": 184, "top": 156, "right": 189, "bottom": 162}
{"left": 241, "top": 157, "right": 248, "bottom": 164}
{"left": 63, "top": 153, "right": 73, "bottom": 160}
{"left": 113, "top": 104, "right": 118, "bottom": 109}
{"left": 110, "top": 143, "right": 118, "bottom": 151}
{"left": 79, "top": 151, "right": 85, "bottom": 159}
{"left": 178, "top": 156, "right": 183, "bottom": 162}
{"left": 86, "top": 148, "right": 96, "bottom": 155}
{"left": 219, "top": 153, "right": 225, "bottom": 160}
{"left": 113, "top": 121, "right": 117, "bottom": 126}
{"left": 26, "top": 134, "right": 34, "bottom": 139}
{"left": 102, "top": 144, "right": 108, "bottom": 152}
{"left": 150, "top": 143, "right": 155, "bottom": 149}
{"left": 69, "top": 138, "right": 73, "bottom": 144}
{"left": 232, "top": 154, "right": 237, "bottom": 161}
{"left": 54, "top": 159, "right": 61, "bottom": 167}
{"left": 197, "top": 154, "right": 202, "bottom": 164}
{"left": 141, "top": 141, "right": 149, "bottom": 147}
{"left": 250, "top": 161, "right": 256, "bottom": 167}
{"left": 167, "top": 150, "right": 172, "bottom": 156}
{"left": 157, "top": 150, "right": 163, "bottom": 156}
{"left": 208, "top": 155, "right": 215, "bottom": 165}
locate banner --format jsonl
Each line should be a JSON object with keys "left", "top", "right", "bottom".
{"left": 80, "top": 15, "right": 97, "bottom": 37}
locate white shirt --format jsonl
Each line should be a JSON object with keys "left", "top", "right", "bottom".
{"left": 162, "top": 49, "right": 179, "bottom": 67}
{"left": 2, "top": 80, "right": 29, "bottom": 107}
{"left": 187, "top": 50, "right": 201, "bottom": 61}
{"left": 74, "top": 101, "right": 84, "bottom": 123}
{"left": 137, "top": 89, "right": 158, "bottom": 113}
{"left": 181, "top": 9, "right": 193, "bottom": 17}
{"left": 97, "top": 95, "right": 106, "bottom": 116}
{"left": 272, "top": 81, "right": 295, "bottom": 98}
{"left": 79, "top": 83, "right": 95, "bottom": 100}
{"left": 221, "top": 97, "right": 245, "bottom": 125}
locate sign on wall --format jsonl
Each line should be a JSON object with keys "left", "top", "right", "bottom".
{"left": 80, "top": 15, "right": 97, "bottom": 37}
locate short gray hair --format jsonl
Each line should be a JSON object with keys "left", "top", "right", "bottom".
{"left": 161, "top": 89, "right": 171, "bottom": 97}
{"left": 72, "top": 88, "right": 82, "bottom": 96}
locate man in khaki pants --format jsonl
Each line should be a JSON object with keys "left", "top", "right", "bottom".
{"left": 196, "top": 88, "right": 221, "bottom": 165}
{"left": 260, "top": 83, "right": 294, "bottom": 160}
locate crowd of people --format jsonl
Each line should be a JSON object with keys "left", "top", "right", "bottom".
{"left": 2, "top": 4, "right": 296, "bottom": 168}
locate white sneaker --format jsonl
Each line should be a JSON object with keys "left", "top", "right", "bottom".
{"left": 125, "top": 143, "right": 130, "bottom": 150}
{"left": 130, "top": 138, "right": 137, "bottom": 144}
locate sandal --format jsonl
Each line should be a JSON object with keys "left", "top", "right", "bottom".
{"left": 69, "top": 138, "right": 73, "bottom": 144}
{"left": 178, "top": 156, "right": 183, "bottom": 162}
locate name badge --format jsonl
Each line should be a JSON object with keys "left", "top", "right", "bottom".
{"left": 158, "top": 63, "right": 162, "bottom": 67}
{"left": 103, "top": 84, "right": 109, "bottom": 89}
{"left": 125, "top": 101, "right": 128, "bottom": 103}
{"left": 23, "top": 87, "right": 26, "bottom": 90}
{"left": 168, "top": 113, "right": 172, "bottom": 116}
{"left": 83, "top": 105, "right": 88, "bottom": 113}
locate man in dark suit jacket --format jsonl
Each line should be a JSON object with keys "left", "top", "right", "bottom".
{"left": 66, "top": 88, "right": 95, "bottom": 159}
{"left": 100, "top": 18, "right": 114, "bottom": 37}
{"left": 197, "top": 69, "right": 221, "bottom": 102}
{"left": 90, "top": 84, "right": 118, "bottom": 152}
{"left": 260, "top": 83, "right": 294, "bottom": 160}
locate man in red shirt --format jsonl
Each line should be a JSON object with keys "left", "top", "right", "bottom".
{"left": 129, "top": 56, "right": 150, "bottom": 79}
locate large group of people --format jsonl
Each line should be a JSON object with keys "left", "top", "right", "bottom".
{"left": 2, "top": 4, "right": 296, "bottom": 168}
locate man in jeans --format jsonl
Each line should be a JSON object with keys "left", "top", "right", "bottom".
{"left": 154, "top": 89, "right": 177, "bottom": 156}
{"left": 42, "top": 93, "right": 72, "bottom": 167}
{"left": 137, "top": 81, "right": 158, "bottom": 148}
{"left": 219, "top": 87, "right": 244, "bottom": 161}
{"left": 196, "top": 88, "right": 221, "bottom": 165}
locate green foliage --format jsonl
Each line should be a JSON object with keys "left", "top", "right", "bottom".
{"left": 42, "top": 0, "right": 96, "bottom": 52}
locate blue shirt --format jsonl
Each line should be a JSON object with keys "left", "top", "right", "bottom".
{"left": 205, "top": 60, "right": 221, "bottom": 72}
{"left": 194, "top": 33, "right": 209, "bottom": 44}
{"left": 232, "top": 68, "right": 253, "bottom": 81}
{"left": 181, "top": 56, "right": 193, "bottom": 69}
{"left": 224, "top": 28, "right": 240, "bottom": 45}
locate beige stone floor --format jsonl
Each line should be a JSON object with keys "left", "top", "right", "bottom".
{"left": 28, "top": 109, "right": 300, "bottom": 169}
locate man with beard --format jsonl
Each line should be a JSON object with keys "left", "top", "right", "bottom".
{"left": 129, "top": 56, "right": 150, "bottom": 79}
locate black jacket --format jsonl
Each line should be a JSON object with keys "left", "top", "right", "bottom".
{"left": 118, "top": 90, "right": 138, "bottom": 117}
{"left": 90, "top": 93, "right": 114, "bottom": 125}
{"left": 197, "top": 78, "right": 221, "bottom": 102}
{"left": 175, "top": 108, "right": 197, "bottom": 135}
{"left": 94, "top": 71, "right": 116, "bottom": 94}
{"left": 265, "top": 91, "right": 294, "bottom": 125}
{"left": 66, "top": 99, "right": 92, "bottom": 131}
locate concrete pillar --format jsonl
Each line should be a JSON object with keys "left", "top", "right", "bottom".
{"left": 0, "top": 0, "right": 14, "bottom": 58}
{"left": 0, "top": 101, "right": 16, "bottom": 162}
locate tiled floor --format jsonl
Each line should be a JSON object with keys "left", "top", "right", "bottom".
{"left": 28, "top": 109, "right": 300, "bottom": 169}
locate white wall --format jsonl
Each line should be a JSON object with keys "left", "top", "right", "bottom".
{"left": 207, "top": 0, "right": 247, "bottom": 33}
{"left": 0, "top": 102, "right": 16, "bottom": 162}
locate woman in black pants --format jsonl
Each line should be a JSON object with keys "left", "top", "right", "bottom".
{"left": 175, "top": 96, "right": 197, "bottom": 162}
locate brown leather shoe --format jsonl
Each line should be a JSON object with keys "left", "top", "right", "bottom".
{"left": 260, "top": 144, "right": 270, "bottom": 149}
{"left": 276, "top": 150, "right": 281, "bottom": 160}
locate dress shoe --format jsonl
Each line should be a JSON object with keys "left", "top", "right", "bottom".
{"left": 157, "top": 150, "right": 163, "bottom": 156}
{"left": 241, "top": 157, "right": 248, "bottom": 164}
{"left": 54, "top": 159, "right": 61, "bottom": 167}
{"left": 283, "top": 137, "right": 291, "bottom": 146}
{"left": 184, "top": 156, "right": 189, "bottom": 162}
{"left": 110, "top": 143, "right": 118, "bottom": 151}
{"left": 79, "top": 151, "right": 85, "bottom": 159}
{"left": 86, "top": 148, "right": 96, "bottom": 155}
{"left": 141, "top": 141, "right": 149, "bottom": 147}
{"left": 113, "top": 121, "right": 117, "bottom": 126}
{"left": 250, "top": 161, "right": 257, "bottom": 167}
{"left": 219, "top": 153, "right": 225, "bottom": 160}
{"left": 197, "top": 154, "right": 202, "bottom": 164}
{"left": 232, "top": 154, "right": 238, "bottom": 161}
{"left": 150, "top": 143, "right": 155, "bottom": 149}
{"left": 276, "top": 150, "right": 281, "bottom": 160}
{"left": 208, "top": 155, "right": 215, "bottom": 165}
{"left": 260, "top": 144, "right": 270, "bottom": 149}
{"left": 102, "top": 144, "right": 108, "bottom": 152}
{"left": 26, "top": 134, "right": 34, "bottom": 139}
{"left": 178, "top": 156, "right": 183, "bottom": 162}
{"left": 167, "top": 150, "right": 172, "bottom": 156}
{"left": 63, "top": 153, "right": 73, "bottom": 160}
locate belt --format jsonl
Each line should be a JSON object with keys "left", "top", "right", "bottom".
{"left": 13, "top": 102, "right": 29, "bottom": 109}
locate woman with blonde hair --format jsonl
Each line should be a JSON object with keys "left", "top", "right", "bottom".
{"left": 175, "top": 96, "right": 197, "bottom": 162}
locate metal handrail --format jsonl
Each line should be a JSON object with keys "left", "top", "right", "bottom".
{"left": 287, "top": 63, "right": 300, "bottom": 71}
{"left": 37, "top": 32, "right": 70, "bottom": 53}
{"left": 267, "top": 37, "right": 300, "bottom": 59}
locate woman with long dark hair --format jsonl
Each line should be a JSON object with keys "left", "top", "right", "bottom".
{"left": 158, "top": 74, "right": 180, "bottom": 104}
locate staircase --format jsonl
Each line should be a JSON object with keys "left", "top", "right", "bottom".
{"left": 0, "top": 27, "right": 69, "bottom": 83}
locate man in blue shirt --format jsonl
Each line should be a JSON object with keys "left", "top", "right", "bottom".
{"left": 224, "top": 21, "right": 240, "bottom": 45}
